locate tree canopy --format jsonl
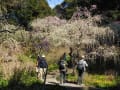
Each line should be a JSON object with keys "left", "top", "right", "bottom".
{"left": 0, "top": 0, "right": 55, "bottom": 30}
{"left": 54, "top": 0, "right": 120, "bottom": 20}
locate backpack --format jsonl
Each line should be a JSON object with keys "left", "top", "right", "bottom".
{"left": 77, "top": 62, "right": 84, "bottom": 72}
{"left": 38, "top": 58, "right": 47, "bottom": 68}
{"left": 59, "top": 60, "right": 66, "bottom": 70}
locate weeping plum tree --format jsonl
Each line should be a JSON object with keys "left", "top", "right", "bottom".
{"left": 34, "top": 38, "right": 50, "bottom": 55}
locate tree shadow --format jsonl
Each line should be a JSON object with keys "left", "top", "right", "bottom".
{"left": 0, "top": 82, "right": 105, "bottom": 90}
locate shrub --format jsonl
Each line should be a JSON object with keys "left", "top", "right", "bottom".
{"left": 19, "top": 70, "right": 40, "bottom": 86}
{"left": 66, "top": 73, "right": 77, "bottom": 82}
{"left": 8, "top": 68, "right": 41, "bottom": 87}
{"left": 48, "top": 63, "right": 58, "bottom": 72}
{"left": 0, "top": 79, "right": 8, "bottom": 88}
{"left": 18, "top": 54, "right": 33, "bottom": 62}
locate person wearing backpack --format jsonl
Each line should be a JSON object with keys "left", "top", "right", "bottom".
{"left": 37, "top": 54, "right": 48, "bottom": 81}
{"left": 76, "top": 55, "right": 88, "bottom": 85}
{"left": 58, "top": 56, "right": 67, "bottom": 84}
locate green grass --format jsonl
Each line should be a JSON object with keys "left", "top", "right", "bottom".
{"left": 66, "top": 73, "right": 77, "bottom": 82}
{"left": 48, "top": 63, "right": 58, "bottom": 72}
{"left": 0, "top": 68, "right": 42, "bottom": 88}
{"left": 1, "top": 68, "right": 120, "bottom": 89}
{"left": 0, "top": 78, "right": 8, "bottom": 88}
{"left": 18, "top": 54, "right": 34, "bottom": 62}
{"left": 66, "top": 73, "right": 120, "bottom": 88}
{"left": 84, "top": 74, "right": 117, "bottom": 88}
{"left": 19, "top": 70, "right": 41, "bottom": 86}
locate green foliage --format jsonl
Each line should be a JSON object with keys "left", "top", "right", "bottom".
{"left": 66, "top": 73, "right": 77, "bottom": 81}
{"left": 65, "top": 7, "right": 76, "bottom": 19}
{"left": 64, "top": 0, "right": 120, "bottom": 10}
{"left": 84, "top": 74, "right": 117, "bottom": 88}
{"left": 64, "top": 0, "right": 74, "bottom": 3}
{"left": 66, "top": 73, "right": 119, "bottom": 88}
{"left": 0, "top": 79, "right": 8, "bottom": 88}
{"left": 48, "top": 64, "right": 58, "bottom": 72}
{"left": 66, "top": 54, "right": 71, "bottom": 62}
{"left": 19, "top": 70, "right": 40, "bottom": 86}
{"left": 106, "top": 10, "right": 120, "bottom": 21}
{"left": 1, "top": 0, "right": 55, "bottom": 29}
{"left": 55, "top": 0, "right": 76, "bottom": 19}
{"left": 18, "top": 54, "right": 33, "bottom": 62}
{"left": 9, "top": 69, "right": 41, "bottom": 87}
{"left": 55, "top": 0, "right": 120, "bottom": 20}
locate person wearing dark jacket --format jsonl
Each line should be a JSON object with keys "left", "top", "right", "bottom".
{"left": 37, "top": 54, "right": 48, "bottom": 81}
{"left": 58, "top": 56, "right": 67, "bottom": 84}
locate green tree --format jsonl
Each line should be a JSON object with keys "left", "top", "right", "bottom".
{"left": 1, "top": 0, "right": 55, "bottom": 30}
{"left": 55, "top": 0, "right": 120, "bottom": 20}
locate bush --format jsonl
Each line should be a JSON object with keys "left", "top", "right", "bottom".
{"left": 19, "top": 70, "right": 40, "bottom": 86}
{"left": 8, "top": 68, "right": 42, "bottom": 87}
{"left": 106, "top": 10, "right": 120, "bottom": 21}
{"left": 4, "top": 0, "right": 55, "bottom": 28}
{"left": 18, "top": 54, "right": 33, "bottom": 62}
{"left": 0, "top": 79, "right": 8, "bottom": 88}
{"left": 66, "top": 73, "right": 77, "bottom": 82}
{"left": 48, "top": 64, "right": 58, "bottom": 72}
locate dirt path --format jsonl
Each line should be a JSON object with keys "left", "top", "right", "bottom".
{"left": 46, "top": 74, "right": 59, "bottom": 84}
{"left": 46, "top": 75, "right": 101, "bottom": 90}
{"left": 46, "top": 74, "right": 88, "bottom": 87}
{"left": 45, "top": 71, "right": 104, "bottom": 90}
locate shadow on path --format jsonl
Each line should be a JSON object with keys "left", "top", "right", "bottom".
{"left": 1, "top": 76, "right": 119, "bottom": 90}
{"left": 0, "top": 82, "right": 105, "bottom": 90}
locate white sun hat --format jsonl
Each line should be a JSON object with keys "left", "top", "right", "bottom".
{"left": 42, "top": 54, "right": 45, "bottom": 57}
{"left": 81, "top": 55, "right": 85, "bottom": 58}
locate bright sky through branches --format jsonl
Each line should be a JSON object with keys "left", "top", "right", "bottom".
{"left": 47, "top": 0, "right": 64, "bottom": 8}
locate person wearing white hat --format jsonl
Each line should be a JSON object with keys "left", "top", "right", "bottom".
{"left": 76, "top": 55, "right": 88, "bottom": 85}
{"left": 36, "top": 54, "right": 48, "bottom": 81}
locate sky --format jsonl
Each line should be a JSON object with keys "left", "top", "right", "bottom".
{"left": 47, "top": 0, "right": 64, "bottom": 8}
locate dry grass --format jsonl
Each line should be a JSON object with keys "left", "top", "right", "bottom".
{"left": 0, "top": 60, "right": 35, "bottom": 79}
{"left": 46, "top": 46, "right": 70, "bottom": 63}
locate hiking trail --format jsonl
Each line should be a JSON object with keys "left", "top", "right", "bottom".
{"left": 45, "top": 70, "right": 104, "bottom": 90}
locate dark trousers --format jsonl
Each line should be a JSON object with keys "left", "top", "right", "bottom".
{"left": 60, "top": 71, "right": 66, "bottom": 84}
{"left": 77, "top": 70, "right": 84, "bottom": 85}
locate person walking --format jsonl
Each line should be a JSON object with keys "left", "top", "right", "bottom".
{"left": 76, "top": 55, "right": 88, "bottom": 85}
{"left": 36, "top": 54, "right": 48, "bottom": 81}
{"left": 58, "top": 56, "right": 67, "bottom": 84}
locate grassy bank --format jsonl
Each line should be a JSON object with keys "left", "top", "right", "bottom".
{"left": 66, "top": 73, "right": 120, "bottom": 88}
{"left": 0, "top": 68, "right": 120, "bottom": 90}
